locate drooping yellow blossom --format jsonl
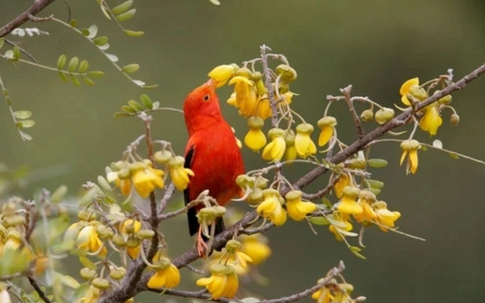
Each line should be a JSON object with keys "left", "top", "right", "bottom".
{"left": 78, "top": 285, "right": 100, "bottom": 303}
{"left": 196, "top": 264, "right": 239, "bottom": 300}
{"left": 229, "top": 76, "right": 258, "bottom": 118}
{"left": 353, "top": 190, "right": 377, "bottom": 224}
{"left": 284, "top": 129, "right": 298, "bottom": 162}
{"left": 317, "top": 116, "right": 337, "bottom": 147}
{"left": 208, "top": 64, "right": 237, "bottom": 87}
{"left": 131, "top": 165, "right": 165, "bottom": 198}
{"left": 419, "top": 103, "right": 442, "bottom": 136}
{"left": 400, "top": 139, "right": 420, "bottom": 174}
{"left": 328, "top": 212, "right": 353, "bottom": 242}
{"left": 147, "top": 257, "right": 181, "bottom": 289}
{"left": 168, "top": 156, "right": 195, "bottom": 191}
{"left": 374, "top": 201, "right": 401, "bottom": 232}
{"left": 224, "top": 239, "right": 253, "bottom": 269}
{"left": 76, "top": 224, "right": 107, "bottom": 256}
{"left": 255, "top": 96, "right": 273, "bottom": 120}
{"left": 262, "top": 128, "right": 286, "bottom": 162}
{"left": 285, "top": 190, "right": 317, "bottom": 221}
{"left": 295, "top": 123, "right": 317, "bottom": 159}
{"left": 256, "top": 189, "right": 287, "bottom": 226}
{"left": 333, "top": 173, "right": 351, "bottom": 199}
{"left": 206, "top": 251, "right": 248, "bottom": 276}
{"left": 240, "top": 234, "right": 272, "bottom": 265}
{"left": 107, "top": 163, "right": 132, "bottom": 196}
{"left": 311, "top": 280, "right": 334, "bottom": 303}
{"left": 400, "top": 77, "right": 428, "bottom": 105}
{"left": 337, "top": 186, "right": 363, "bottom": 215}
{"left": 121, "top": 219, "right": 142, "bottom": 259}
{"left": 244, "top": 116, "right": 267, "bottom": 151}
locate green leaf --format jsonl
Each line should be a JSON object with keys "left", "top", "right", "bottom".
{"left": 121, "top": 64, "right": 139, "bottom": 73}
{"left": 97, "top": 175, "right": 112, "bottom": 192}
{"left": 421, "top": 145, "right": 428, "bottom": 151}
{"left": 93, "top": 36, "right": 108, "bottom": 46}
{"left": 69, "top": 19, "right": 78, "bottom": 28}
{"left": 13, "top": 110, "right": 32, "bottom": 119}
{"left": 121, "top": 105, "right": 137, "bottom": 113}
{"left": 210, "top": 0, "right": 221, "bottom": 5}
{"left": 81, "top": 28, "right": 90, "bottom": 36}
{"left": 140, "top": 94, "right": 152, "bottom": 109}
{"left": 350, "top": 246, "right": 366, "bottom": 260}
{"left": 17, "top": 120, "right": 35, "bottom": 128}
{"left": 367, "top": 159, "right": 388, "bottom": 168}
{"left": 58, "top": 71, "right": 68, "bottom": 82}
{"left": 449, "top": 152, "right": 459, "bottom": 160}
{"left": 366, "top": 179, "right": 384, "bottom": 189}
{"left": 0, "top": 38, "right": 4, "bottom": 50}
{"left": 128, "top": 100, "right": 144, "bottom": 111}
{"left": 79, "top": 256, "right": 97, "bottom": 270}
{"left": 369, "top": 188, "right": 381, "bottom": 195}
{"left": 116, "top": 9, "right": 136, "bottom": 21}
{"left": 106, "top": 53, "right": 119, "bottom": 62}
{"left": 142, "top": 84, "right": 159, "bottom": 89}
{"left": 123, "top": 30, "right": 144, "bottom": 37}
{"left": 13, "top": 45, "right": 21, "bottom": 60}
{"left": 51, "top": 185, "right": 68, "bottom": 204}
{"left": 78, "top": 60, "right": 89, "bottom": 73}
{"left": 19, "top": 131, "right": 32, "bottom": 141}
{"left": 152, "top": 101, "right": 160, "bottom": 109}
{"left": 57, "top": 54, "right": 67, "bottom": 69}
{"left": 114, "top": 112, "right": 130, "bottom": 118}
{"left": 70, "top": 74, "right": 80, "bottom": 86}
{"left": 112, "top": 0, "right": 134, "bottom": 15}
{"left": 81, "top": 76, "right": 95, "bottom": 86}
{"left": 88, "top": 71, "right": 105, "bottom": 77}
{"left": 309, "top": 217, "right": 330, "bottom": 225}
{"left": 68, "top": 57, "right": 79, "bottom": 72}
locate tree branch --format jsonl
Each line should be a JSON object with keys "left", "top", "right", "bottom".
{"left": 28, "top": 276, "right": 52, "bottom": 303}
{"left": 0, "top": 0, "right": 57, "bottom": 38}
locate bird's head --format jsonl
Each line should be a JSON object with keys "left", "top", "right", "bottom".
{"left": 183, "top": 79, "right": 223, "bottom": 132}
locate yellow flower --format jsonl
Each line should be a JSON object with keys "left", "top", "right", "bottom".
{"left": 244, "top": 116, "right": 267, "bottom": 151}
{"left": 240, "top": 234, "right": 272, "bottom": 265}
{"left": 419, "top": 103, "right": 442, "bottom": 135}
{"left": 77, "top": 224, "right": 107, "bottom": 256}
{"left": 229, "top": 76, "right": 258, "bottom": 118}
{"left": 147, "top": 257, "right": 181, "bottom": 289}
{"left": 400, "top": 77, "right": 428, "bottom": 105}
{"left": 121, "top": 219, "right": 142, "bottom": 259}
{"left": 227, "top": 92, "right": 237, "bottom": 107}
{"left": 196, "top": 264, "right": 239, "bottom": 300}
{"left": 131, "top": 165, "right": 164, "bottom": 198}
{"left": 2, "top": 230, "right": 31, "bottom": 259}
{"left": 78, "top": 285, "right": 100, "bottom": 303}
{"left": 168, "top": 156, "right": 195, "bottom": 191}
{"left": 208, "top": 64, "right": 237, "bottom": 87}
{"left": 224, "top": 239, "right": 253, "bottom": 269}
{"left": 295, "top": 123, "right": 317, "bottom": 159}
{"left": 353, "top": 190, "right": 377, "bottom": 224}
{"left": 262, "top": 128, "right": 286, "bottom": 162}
{"left": 256, "top": 189, "right": 287, "bottom": 226}
{"left": 312, "top": 281, "right": 334, "bottom": 303}
{"left": 374, "top": 201, "right": 401, "bottom": 232}
{"left": 317, "top": 116, "right": 337, "bottom": 147}
{"left": 328, "top": 212, "right": 353, "bottom": 242}
{"left": 255, "top": 97, "right": 272, "bottom": 120}
{"left": 107, "top": 165, "right": 132, "bottom": 196}
{"left": 400, "top": 139, "right": 420, "bottom": 174}
{"left": 333, "top": 173, "right": 350, "bottom": 199}
{"left": 282, "top": 91, "right": 295, "bottom": 105}
{"left": 337, "top": 186, "right": 363, "bottom": 215}
{"left": 285, "top": 190, "right": 317, "bottom": 221}
{"left": 206, "top": 251, "right": 248, "bottom": 276}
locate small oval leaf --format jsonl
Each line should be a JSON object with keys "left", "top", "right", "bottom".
{"left": 140, "top": 94, "right": 152, "bottom": 109}
{"left": 106, "top": 54, "right": 119, "bottom": 62}
{"left": 128, "top": 100, "right": 143, "bottom": 111}
{"left": 58, "top": 71, "right": 68, "bottom": 82}
{"left": 88, "top": 71, "right": 105, "bottom": 77}
{"left": 121, "top": 64, "right": 139, "bottom": 74}
{"left": 93, "top": 36, "right": 108, "bottom": 46}
{"left": 17, "top": 120, "right": 35, "bottom": 128}
{"left": 112, "top": 0, "right": 134, "bottom": 15}
{"left": 81, "top": 76, "right": 95, "bottom": 86}
{"left": 0, "top": 38, "right": 5, "bottom": 51}
{"left": 78, "top": 60, "right": 89, "bottom": 73}
{"left": 116, "top": 9, "right": 136, "bottom": 21}
{"left": 87, "top": 25, "right": 98, "bottom": 38}
{"left": 367, "top": 159, "right": 388, "bottom": 168}
{"left": 114, "top": 112, "right": 130, "bottom": 118}
{"left": 121, "top": 105, "right": 137, "bottom": 113}
{"left": 152, "top": 101, "right": 160, "bottom": 109}
{"left": 449, "top": 152, "right": 459, "bottom": 160}
{"left": 68, "top": 57, "right": 79, "bottom": 72}
{"left": 13, "top": 111, "right": 32, "bottom": 119}
{"left": 309, "top": 217, "right": 330, "bottom": 226}
{"left": 366, "top": 179, "right": 384, "bottom": 189}
{"left": 123, "top": 30, "right": 144, "bottom": 37}
{"left": 70, "top": 74, "right": 81, "bottom": 86}
{"left": 57, "top": 54, "right": 67, "bottom": 69}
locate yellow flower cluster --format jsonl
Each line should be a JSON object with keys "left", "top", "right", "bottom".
{"left": 196, "top": 264, "right": 239, "bottom": 300}
{"left": 147, "top": 256, "right": 181, "bottom": 289}
{"left": 312, "top": 280, "right": 357, "bottom": 303}
{"left": 328, "top": 175, "right": 401, "bottom": 241}
{"left": 106, "top": 151, "right": 194, "bottom": 198}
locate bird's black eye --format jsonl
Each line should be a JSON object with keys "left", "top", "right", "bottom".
{"left": 203, "top": 95, "right": 210, "bottom": 101}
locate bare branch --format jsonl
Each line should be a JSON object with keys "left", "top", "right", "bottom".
{"left": 341, "top": 85, "right": 364, "bottom": 140}
{"left": 0, "top": 0, "right": 57, "bottom": 38}
{"left": 260, "top": 45, "right": 279, "bottom": 128}
{"left": 28, "top": 276, "right": 52, "bottom": 303}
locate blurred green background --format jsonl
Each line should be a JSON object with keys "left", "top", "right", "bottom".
{"left": 1, "top": 0, "right": 485, "bottom": 302}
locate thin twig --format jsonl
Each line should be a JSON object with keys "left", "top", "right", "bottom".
{"left": 158, "top": 199, "right": 203, "bottom": 221}
{"left": 260, "top": 45, "right": 279, "bottom": 128}
{"left": 28, "top": 277, "right": 52, "bottom": 303}
{"left": 340, "top": 85, "right": 364, "bottom": 140}
{"left": 4, "top": 39, "right": 37, "bottom": 62}
{"left": 302, "top": 175, "right": 339, "bottom": 200}
{"left": 0, "top": 0, "right": 57, "bottom": 38}
{"left": 158, "top": 183, "right": 175, "bottom": 215}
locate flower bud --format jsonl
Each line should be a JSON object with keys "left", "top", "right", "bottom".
{"left": 109, "top": 267, "right": 127, "bottom": 280}
{"left": 275, "top": 64, "right": 297, "bottom": 82}
{"left": 374, "top": 108, "right": 395, "bottom": 124}
{"left": 126, "top": 236, "right": 140, "bottom": 248}
{"left": 154, "top": 150, "right": 173, "bottom": 165}
{"left": 360, "top": 109, "right": 374, "bottom": 121}
{"left": 112, "top": 234, "right": 126, "bottom": 247}
{"left": 450, "top": 113, "right": 460, "bottom": 126}
{"left": 409, "top": 85, "right": 428, "bottom": 101}
{"left": 80, "top": 268, "right": 97, "bottom": 280}
{"left": 236, "top": 67, "right": 252, "bottom": 79}
{"left": 317, "top": 116, "right": 337, "bottom": 128}
{"left": 96, "top": 225, "right": 114, "bottom": 239}
{"left": 236, "top": 174, "right": 255, "bottom": 189}
{"left": 78, "top": 210, "right": 96, "bottom": 222}
{"left": 247, "top": 188, "right": 263, "bottom": 204}
{"left": 342, "top": 186, "right": 360, "bottom": 198}
{"left": 435, "top": 91, "right": 452, "bottom": 105}
{"left": 92, "top": 278, "right": 110, "bottom": 290}
{"left": 137, "top": 229, "right": 155, "bottom": 239}
{"left": 254, "top": 176, "right": 269, "bottom": 189}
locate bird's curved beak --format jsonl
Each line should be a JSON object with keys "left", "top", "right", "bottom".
{"left": 205, "top": 78, "right": 218, "bottom": 91}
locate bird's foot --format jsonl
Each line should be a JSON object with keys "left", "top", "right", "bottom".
{"left": 197, "top": 227, "right": 208, "bottom": 258}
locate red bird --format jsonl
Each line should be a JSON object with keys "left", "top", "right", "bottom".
{"left": 183, "top": 78, "right": 245, "bottom": 256}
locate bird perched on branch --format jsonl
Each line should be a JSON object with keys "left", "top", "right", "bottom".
{"left": 183, "top": 78, "right": 245, "bottom": 256}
